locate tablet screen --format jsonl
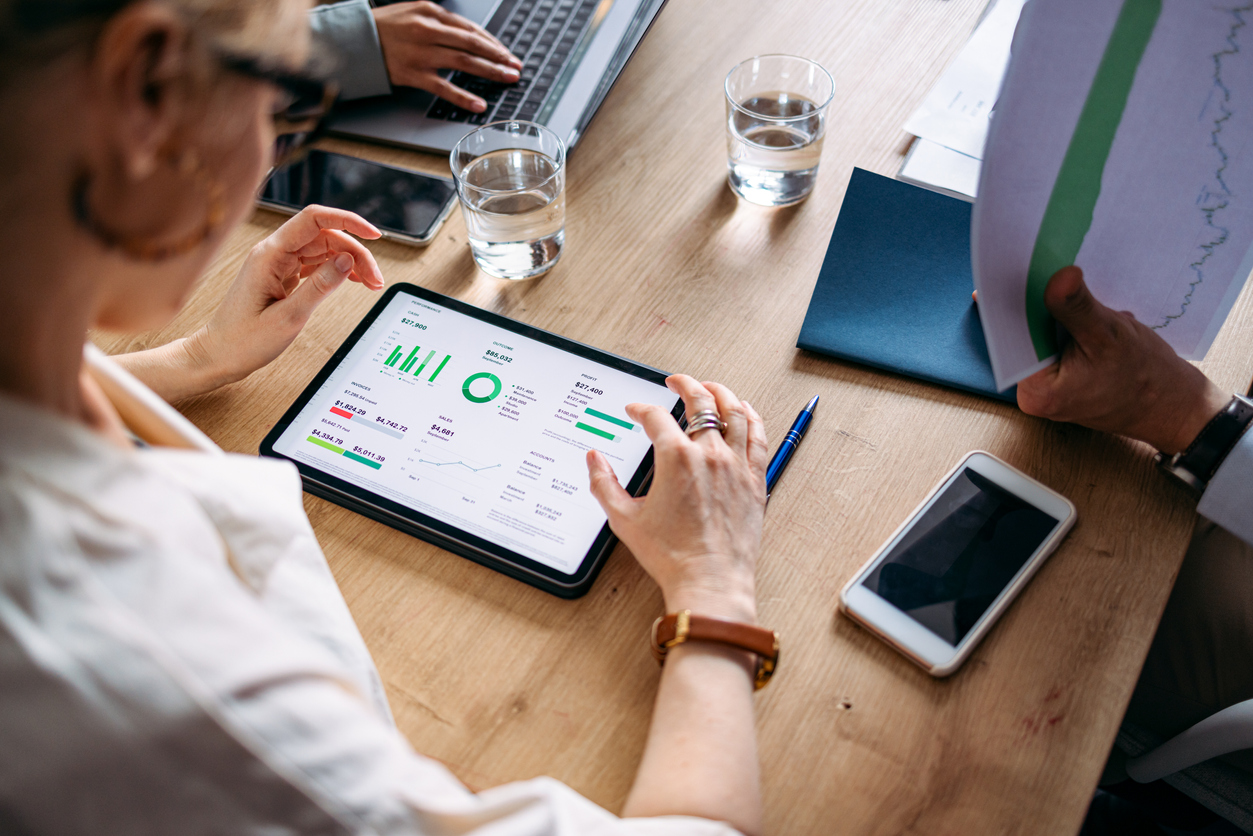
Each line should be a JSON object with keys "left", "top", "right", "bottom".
{"left": 270, "top": 289, "right": 677, "bottom": 576}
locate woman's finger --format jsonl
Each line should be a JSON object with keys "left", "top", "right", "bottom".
{"left": 284, "top": 253, "right": 355, "bottom": 324}
{"left": 291, "top": 228, "right": 384, "bottom": 289}
{"left": 627, "top": 401, "right": 688, "bottom": 451}
{"left": 585, "top": 450, "right": 638, "bottom": 529}
{"left": 271, "top": 205, "right": 381, "bottom": 254}
{"left": 321, "top": 229, "right": 385, "bottom": 289}
{"left": 666, "top": 374, "right": 723, "bottom": 446}
{"left": 702, "top": 381, "right": 748, "bottom": 457}
{"left": 742, "top": 400, "right": 770, "bottom": 480}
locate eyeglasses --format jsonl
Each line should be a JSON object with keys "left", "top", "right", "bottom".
{"left": 218, "top": 54, "right": 340, "bottom": 168}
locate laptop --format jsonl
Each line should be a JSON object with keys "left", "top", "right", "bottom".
{"left": 325, "top": 0, "right": 669, "bottom": 153}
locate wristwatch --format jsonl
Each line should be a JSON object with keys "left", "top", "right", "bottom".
{"left": 1155, "top": 394, "right": 1253, "bottom": 492}
{"left": 651, "top": 611, "right": 780, "bottom": 690}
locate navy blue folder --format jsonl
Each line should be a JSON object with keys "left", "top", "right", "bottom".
{"left": 797, "top": 168, "right": 1015, "bottom": 403}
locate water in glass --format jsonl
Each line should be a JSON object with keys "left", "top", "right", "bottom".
{"left": 460, "top": 149, "right": 565, "bottom": 280}
{"left": 727, "top": 94, "right": 825, "bottom": 206}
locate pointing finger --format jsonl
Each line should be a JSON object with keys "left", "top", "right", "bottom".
{"left": 627, "top": 401, "right": 687, "bottom": 451}
{"left": 586, "top": 450, "right": 638, "bottom": 529}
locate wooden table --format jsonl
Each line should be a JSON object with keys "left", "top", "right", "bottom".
{"left": 98, "top": 0, "right": 1253, "bottom": 832}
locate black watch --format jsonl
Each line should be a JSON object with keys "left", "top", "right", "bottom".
{"left": 1155, "top": 395, "right": 1253, "bottom": 492}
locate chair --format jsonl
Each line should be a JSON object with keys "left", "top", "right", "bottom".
{"left": 1114, "top": 700, "right": 1253, "bottom": 834}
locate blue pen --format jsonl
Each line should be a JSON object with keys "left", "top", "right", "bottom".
{"left": 765, "top": 395, "right": 819, "bottom": 497}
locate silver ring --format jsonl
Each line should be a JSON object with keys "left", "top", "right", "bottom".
{"left": 685, "top": 409, "right": 727, "bottom": 437}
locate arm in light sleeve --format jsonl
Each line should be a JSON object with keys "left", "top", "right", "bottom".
{"left": 229, "top": 672, "right": 746, "bottom": 836}
{"left": 309, "top": 0, "right": 393, "bottom": 101}
{"left": 1197, "top": 430, "right": 1253, "bottom": 547}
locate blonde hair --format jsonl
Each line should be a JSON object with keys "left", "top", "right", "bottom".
{"left": 0, "top": 0, "right": 308, "bottom": 82}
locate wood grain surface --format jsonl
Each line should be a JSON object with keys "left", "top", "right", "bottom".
{"left": 94, "top": 0, "right": 1253, "bottom": 833}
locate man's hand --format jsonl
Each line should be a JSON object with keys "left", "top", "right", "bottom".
{"left": 1017, "top": 266, "right": 1230, "bottom": 454}
{"left": 374, "top": 1, "right": 522, "bottom": 113}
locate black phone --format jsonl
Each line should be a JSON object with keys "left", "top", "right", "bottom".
{"left": 258, "top": 150, "right": 458, "bottom": 246}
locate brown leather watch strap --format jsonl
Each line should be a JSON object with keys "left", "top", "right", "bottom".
{"left": 651, "top": 610, "right": 780, "bottom": 690}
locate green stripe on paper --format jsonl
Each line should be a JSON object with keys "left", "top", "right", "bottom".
{"left": 1025, "top": 0, "right": 1161, "bottom": 359}
{"left": 307, "top": 435, "right": 344, "bottom": 454}
{"left": 343, "top": 451, "right": 382, "bottom": 469}
{"left": 585, "top": 407, "right": 634, "bottom": 430}
{"left": 575, "top": 422, "right": 615, "bottom": 440}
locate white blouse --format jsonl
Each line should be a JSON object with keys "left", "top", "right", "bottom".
{"left": 0, "top": 391, "right": 737, "bottom": 836}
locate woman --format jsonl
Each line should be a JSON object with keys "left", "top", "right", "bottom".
{"left": 0, "top": 1, "right": 771, "bottom": 834}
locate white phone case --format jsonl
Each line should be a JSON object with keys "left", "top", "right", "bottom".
{"left": 838, "top": 450, "right": 1077, "bottom": 676}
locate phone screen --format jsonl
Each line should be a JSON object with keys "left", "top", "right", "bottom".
{"left": 260, "top": 150, "right": 456, "bottom": 241}
{"left": 861, "top": 468, "right": 1059, "bottom": 646}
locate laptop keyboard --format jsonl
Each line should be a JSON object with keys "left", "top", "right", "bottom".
{"left": 426, "top": 0, "right": 602, "bottom": 125}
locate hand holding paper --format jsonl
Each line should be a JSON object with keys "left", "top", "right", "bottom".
{"left": 975, "top": 0, "right": 1253, "bottom": 390}
{"left": 1017, "top": 267, "right": 1229, "bottom": 454}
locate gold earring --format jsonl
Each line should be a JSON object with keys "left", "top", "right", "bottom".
{"left": 72, "top": 151, "right": 226, "bottom": 262}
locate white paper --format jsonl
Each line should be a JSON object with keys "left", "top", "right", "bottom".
{"left": 973, "top": 0, "right": 1253, "bottom": 390}
{"left": 903, "top": 0, "right": 1028, "bottom": 160}
{"left": 898, "top": 139, "right": 981, "bottom": 201}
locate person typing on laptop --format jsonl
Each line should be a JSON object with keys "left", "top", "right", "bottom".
{"left": 310, "top": 0, "right": 523, "bottom": 112}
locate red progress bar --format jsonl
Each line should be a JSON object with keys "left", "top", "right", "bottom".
{"left": 330, "top": 407, "right": 354, "bottom": 419}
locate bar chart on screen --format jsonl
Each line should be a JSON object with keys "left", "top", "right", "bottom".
{"left": 273, "top": 292, "right": 676, "bottom": 571}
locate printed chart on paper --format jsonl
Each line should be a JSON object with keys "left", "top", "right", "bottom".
{"left": 974, "top": 0, "right": 1253, "bottom": 389}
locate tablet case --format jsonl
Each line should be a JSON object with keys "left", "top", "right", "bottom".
{"left": 797, "top": 168, "right": 1016, "bottom": 403}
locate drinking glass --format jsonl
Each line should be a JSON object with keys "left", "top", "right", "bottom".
{"left": 724, "top": 55, "right": 834, "bottom": 206}
{"left": 450, "top": 121, "right": 566, "bottom": 280}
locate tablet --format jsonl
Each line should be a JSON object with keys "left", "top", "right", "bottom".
{"left": 260, "top": 283, "right": 682, "bottom": 598}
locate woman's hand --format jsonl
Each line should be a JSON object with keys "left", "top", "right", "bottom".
{"left": 1017, "top": 267, "right": 1229, "bottom": 453}
{"left": 594, "top": 375, "right": 769, "bottom": 834}
{"left": 585, "top": 375, "right": 769, "bottom": 623}
{"left": 116, "top": 206, "right": 385, "bottom": 402}
{"left": 373, "top": 1, "right": 522, "bottom": 113}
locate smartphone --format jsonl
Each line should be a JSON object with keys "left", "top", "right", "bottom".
{"left": 839, "top": 451, "right": 1076, "bottom": 677}
{"left": 258, "top": 150, "right": 457, "bottom": 246}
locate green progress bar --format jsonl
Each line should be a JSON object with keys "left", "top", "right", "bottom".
{"left": 412, "top": 349, "right": 437, "bottom": 377}
{"left": 584, "top": 407, "right": 636, "bottom": 430}
{"left": 428, "top": 354, "right": 451, "bottom": 381}
{"left": 307, "top": 435, "right": 343, "bottom": 454}
{"left": 575, "top": 422, "right": 615, "bottom": 441}
{"left": 399, "top": 346, "right": 422, "bottom": 373}
{"left": 306, "top": 436, "right": 382, "bottom": 469}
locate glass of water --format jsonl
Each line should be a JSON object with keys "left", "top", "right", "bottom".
{"left": 724, "top": 55, "right": 834, "bottom": 206}
{"left": 450, "top": 121, "right": 566, "bottom": 280}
